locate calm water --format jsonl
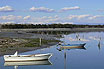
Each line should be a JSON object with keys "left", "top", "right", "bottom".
{"left": 1, "top": 32, "right": 104, "bottom": 69}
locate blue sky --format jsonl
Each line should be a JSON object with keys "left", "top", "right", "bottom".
{"left": 0, "top": 0, "right": 104, "bottom": 24}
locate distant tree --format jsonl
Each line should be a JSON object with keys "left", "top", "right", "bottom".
{"left": 1, "top": 24, "right": 104, "bottom": 29}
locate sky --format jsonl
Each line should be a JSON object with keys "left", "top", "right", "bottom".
{"left": 0, "top": 0, "right": 104, "bottom": 25}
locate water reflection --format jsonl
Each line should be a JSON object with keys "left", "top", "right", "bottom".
{"left": 68, "top": 33, "right": 90, "bottom": 42}
{"left": 57, "top": 45, "right": 86, "bottom": 69}
{"left": 4, "top": 60, "right": 52, "bottom": 69}
{"left": 64, "top": 51, "right": 66, "bottom": 69}
{"left": 98, "top": 41, "right": 101, "bottom": 51}
{"left": 28, "top": 31, "right": 72, "bottom": 35}
{"left": 4, "top": 60, "right": 52, "bottom": 66}
{"left": 57, "top": 45, "right": 86, "bottom": 51}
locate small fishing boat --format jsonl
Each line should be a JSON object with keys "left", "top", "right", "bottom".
{"left": 61, "top": 45, "right": 86, "bottom": 49}
{"left": 61, "top": 43, "right": 86, "bottom": 47}
{"left": 4, "top": 51, "right": 52, "bottom": 62}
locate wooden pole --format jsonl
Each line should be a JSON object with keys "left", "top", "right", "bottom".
{"left": 64, "top": 50, "right": 66, "bottom": 69}
{"left": 40, "top": 38, "right": 42, "bottom": 46}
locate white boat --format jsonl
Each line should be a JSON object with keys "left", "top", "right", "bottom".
{"left": 4, "top": 60, "right": 52, "bottom": 66}
{"left": 4, "top": 51, "right": 52, "bottom": 62}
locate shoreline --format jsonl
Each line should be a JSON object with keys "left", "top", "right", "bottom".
{"left": 0, "top": 41, "right": 59, "bottom": 56}
{"left": 1, "top": 28, "right": 104, "bottom": 32}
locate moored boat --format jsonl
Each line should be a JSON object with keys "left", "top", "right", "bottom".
{"left": 60, "top": 45, "right": 86, "bottom": 50}
{"left": 4, "top": 52, "right": 52, "bottom": 62}
{"left": 61, "top": 43, "right": 86, "bottom": 47}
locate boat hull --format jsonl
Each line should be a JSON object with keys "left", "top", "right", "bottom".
{"left": 60, "top": 46, "right": 86, "bottom": 49}
{"left": 4, "top": 53, "right": 52, "bottom": 62}
{"left": 61, "top": 43, "right": 86, "bottom": 47}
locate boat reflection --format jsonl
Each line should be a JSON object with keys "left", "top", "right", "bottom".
{"left": 57, "top": 44, "right": 86, "bottom": 69}
{"left": 4, "top": 60, "right": 52, "bottom": 66}
{"left": 57, "top": 45, "right": 86, "bottom": 51}
{"left": 98, "top": 41, "right": 101, "bottom": 51}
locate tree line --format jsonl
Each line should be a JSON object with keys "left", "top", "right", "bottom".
{"left": 1, "top": 24, "right": 104, "bottom": 29}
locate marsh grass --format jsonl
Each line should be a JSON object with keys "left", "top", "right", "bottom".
{"left": 23, "top": 38, "right": 59, "bottom": 47}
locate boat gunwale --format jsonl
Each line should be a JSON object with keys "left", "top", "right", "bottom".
{"left": 4, "top": 53, "right": 52, "bottom": 57}
{"left": 61, "top": 43, "right": 86, "bottom": 47}
{"left": 4, "top": 59, "right": 49, "bottom": 62}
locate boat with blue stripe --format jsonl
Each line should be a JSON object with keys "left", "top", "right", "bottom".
{"left": 61, "top": 43, "right": 86, "bottom": 47}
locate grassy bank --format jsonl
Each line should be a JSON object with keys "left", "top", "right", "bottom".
{"left": 0, "top": 37, "right": 60, "bottom": 56}
{"left": 23, "top": 38, "right": 59, "bottom": 47}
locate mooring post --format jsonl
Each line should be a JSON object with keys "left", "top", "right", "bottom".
{"left": 40, "top": 38, "right": 42, "bottom": 46}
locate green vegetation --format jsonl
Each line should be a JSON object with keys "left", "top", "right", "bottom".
{"left": 23, "top": 38, "right": 59, "bottom": 47}
{"left": 23, "top": 38, "right": 40, "bottom": 47}
{"left": 0, "top": 34, "right": 60, "bottom": 56}
{"left": 0, "top": 38, "right": 59, "bottom": 47}
{"left": 1, "top": 24, "right": 104, "bottom": 29}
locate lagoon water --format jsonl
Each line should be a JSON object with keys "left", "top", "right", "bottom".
{"left": 1, "top": 32, "right": 104, "bottom": 69}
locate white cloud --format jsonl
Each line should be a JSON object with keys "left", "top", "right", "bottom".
{"left": 67, "top": 15, "right": 78, "bottom": 19}
{"left": 30, "top": 7, "right": 55, "bottom": 13}
{"left": 55, "top": 22, "right": 73, "bottom": 24}
{"left": 0, "top": 15, "right": 22, "bottom": 20}
{"left": 60, "top": 6, "right": 80, "bottom": 12}
{"left": 1, "top": 21, "right": 16, "bottom": 24}
{"left": 77, "top": 15, "right": 90, "bottom": 19}
{"left": 66, "top": 15, "right": 104, "bottom": 23}
{"left": 0, "top": 6, "right": 14, "bottom": 12}
{"left": 67, "top": 15, "right": 90, "bottom": 20}
{"left": 89, "top": 15, "right": 104, "bottom": 20}
{"left": 0, "top": 6, "right": 81, "bottom": 13}
{"left": 0, "top": 14, "right": 104, "bottom": 24}
{"left": 23, "top": 16, "right": 31, "bottom": 20}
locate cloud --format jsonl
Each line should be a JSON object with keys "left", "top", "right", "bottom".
{"left": 30, "top": 7, "right": 55, "bottom": 13}
{"left": 0, "top": 6, "right": 81, "bottom": 13}
{"left": 23, "top": 16, "right": 31, "bottom": 20}
{"left": 89, "top": 15, "right": 104, "bottom": 20}
{"left": 66, "top": 15, "right": 104, "bottom": 23}
{"left": 0, "top": 21, "right": 16, "bottom": 24}
{"left": 0, "top": 14, "right": 104, "bottom": 24}
{"left": 55, "top": 22, "right": 73, "bottom": 24}
{"left": 60, "top": 6, "right": 80, "bottom": 12}
{"left": 0, "top": 15, "right": 22, "bottom": 20}
{"left": 67, "top": 15, "right": 90, "bottom": 20}
{"left": 77, "top": 15, "right": 90, "bottom": 19}
{"left": 0, "top": 6, "right": 14, "bottom": 12}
